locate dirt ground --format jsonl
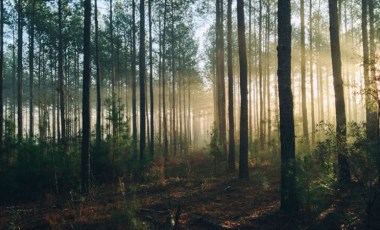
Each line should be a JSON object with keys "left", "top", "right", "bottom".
{"left": 1, "top": 154, "right": 379, "bottom": 229}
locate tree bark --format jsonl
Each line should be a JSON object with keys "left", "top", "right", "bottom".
{"left": 139, "top": 0, "right": 146, "bottom": 161}
{"left": 237, "top": 0, "right": 249, "bottom": 179}
{"left": 227, "top": 0, "right": 235, "bottom": 171}
{"left": 81, "top": 0, "right": 91, "bottom": 195}
{"left": 328, "top": 0, "right": 351, "bottom": 184}
{"left": 277, "top": 0, "right": 299, "bottom": 212}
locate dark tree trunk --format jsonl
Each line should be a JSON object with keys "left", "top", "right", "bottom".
{"left": 95, "top": 0, "right": 101, "bottom": 147}
{"left": 328, "top": 0, "right": 351, "bottom": 184}
{"left": 277, "top": 0, "right": 299, "bottom": 212}
{"left": 139, "top": 0, "right": 146, "bottom": 161}
{"left": 0, "top": 0, "right": 3, "bottom": 148}
{"left": 149, "top": 0, "right": 154, "bottom": 157}
{"left": 58, "top": 0, "right": 66, "bottom": 144}
{"left": 132, "top": 0, "right": 137, "bottom": 156}
{"left": 17, "top": 0, "right": 23, "bottom": 142}
{"left": 227, "top": 0, "right": 235, "bottom": 171}
{"left": 81, "top": 0, "right": 91, "bottom": 195}
{"left": 216, "top": 0, "right": 226, "bottom": 158}
{"left": 29, "top": 0, "right": 35, "bottom": 138}
{"left": 162, "top": 0, "right": 169, "bottom": 159}
{"left": 237, "top": 0, "right": 249, "bottom": 179}
{"left": 309, "top": 0, "right": 315, "bottom": 146}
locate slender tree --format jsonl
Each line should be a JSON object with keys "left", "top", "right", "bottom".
{"left": 132, "top": 0, "right": 137, "bottom": 155}
{"left": 95, "top": 0, "right": 101, "bottom": 147}
{"left": 301, "top": 0, "right": 309, "bottom": 147}
{"left": 81, "top": 0, "right": 91, "bottom": 195}
{"left": 278, "top": 0, "right": 298, "bottom": 212}
{"left": 58, "top": 0, "right": 65, "bottom": 144}
{"left": 28, "top": 0, "right": 35, "bottom": 137}
{"left": 227, "top": 0, "right": 235, "bottom": 171}
{"left": 17, "top": 0, "right": 23, "bottom": 142}
{"left": 328, "top": 0, "right": 351, "bottom": 184}
{"left": 0, "top": 0, "right": 3, "bottom": 148}
{"left": 149, "top": 0, "right": 154, "bottom": 157}
{"left": 237, "top": 0, "right": 248, "bottom": 179}
{"left": 139, "top": 0, "right": 146, "bottom": 160}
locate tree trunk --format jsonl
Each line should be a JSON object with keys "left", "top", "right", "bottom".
{"left": 29, "top": 0, "right": 35, "bottom": 138}
{"left": 301, "top": 0, "right": 309, "bottom": 147}
{"left": 277, "top": 0, "right": 299, "bottom": 212}
{"left": 0, "top": 0, "right": 3, "bottom": 148}
{"left": 132, "top": 0, "right": 137, "bottom": 156}
{"left": 58, "top": 0, "right": 65, "bottom": 144}
{"left": 81, "top": 0, "right": 91, "bottom": 195}
{"left": 17, "top": 0, "right": 23, "bottom": 142}
{"left": 309, "top": 0, "right": 315, "bottom": 146}
{"left": 227, "top": 0, "right": 235, "bottom": 171}
{"left": 95, "top": 0, "right": 101, "bottom": 147}
{"left": 149, "top": 0, "right": 154, "bottom": 157}
{"left": 328, "top": 0, "right": 351, "bottom": 184}
{"left": 139, "top": 0, "right": 146, "bottom": 161}
{"left": 237, "top": 0, "right": 249, "bottom": 179}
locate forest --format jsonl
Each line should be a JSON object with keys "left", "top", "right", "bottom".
{"left": 0, "top": 0, "right": 380, "bottom": 229}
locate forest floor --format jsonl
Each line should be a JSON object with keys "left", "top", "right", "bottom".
{"left": 1, "top": 152, "right": 380, "bottom": 230}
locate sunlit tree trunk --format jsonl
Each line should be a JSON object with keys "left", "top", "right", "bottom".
{"left": 328, "top": 0, "right": 351, "bottom": 184}
{"left": 301, "top": 0, "right": 309, "bottom": 148}
{"left": 81, "top": 0, "right": 91, "bottom": 195}
{"left": 309, "top": 0, "right": 315, "bottom": 146}
{"left": 278, "top": 0, "right": 298, "bottom": 212}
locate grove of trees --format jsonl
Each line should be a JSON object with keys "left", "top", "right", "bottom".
{"left": 0, "top": 0, "right": 380, "bottom": 228}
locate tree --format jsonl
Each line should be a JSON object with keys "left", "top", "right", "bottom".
{"left": 0, "top": 0, "right": 3, "bottom": 148}
{"left": 149, "top": 0, "right": 154, "bottom": 157}
{"left": 227, "top": 0, "right": 235, "bottom": 171}
{"left": 28, "top": 0, "right": 35, "bottom": 137}
{"left": 237, "top": 0, "right": 248, "bottom": 179}
{"left": 17, "top": 0, "right": 23, "bottom": 142}
{"left": 300, "top": 0, "right": 309, "bottom": 147}
{"left": 132, "top": 0, "right": 137, "bottom": 156}
{"left": 215, "top": 0, "right": 226, "bottom": 157}
{"left": 328, "top": 0, "right": 351, "bottom": 184}
{"left": 58, "top": 0, "right": 66, "bottom": 144}
{"left": 95, "top": 0, "right": 101, "bottom": 147}
{"left": 277, "top": 0, "right": 298, "bottom": 212}
{"left": 81, "top": 0, "right": 91, "bottom": 195}
{"left": 139, "top": 0, "right": 146, "bottom": 161}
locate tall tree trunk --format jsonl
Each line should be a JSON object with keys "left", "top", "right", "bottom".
{"left": 309, "top": 0, "right": 315, "bottom": 146}
{"left": 237, "top": 0, "right": 249, "bottom": 179}
{"left": 301, "top": 0, "right": 309, "bottom": 147}
{"left": 162, "top": 0, "right": 169, "bottom": 159}
{"left": 149, "top": 0, "right": 154, "bottom": 157}
{"left": 81, "top": 0, "right": 91, "bottom": 195}
{"left": 171, "top": 0, "right": 176, "bottom": 156}
{"left": 216, "top": 0, "right": 226, "bottom": 158}
{"left": 139, "top": 0, "right": 146, "bottom": 161}
{"left": 0, "top": 0, "right": 3, "bottom": 148}
{"left": 328, "top": 0, "right": 351, "bottom": 184}
{"left": 17, "top": 0, "right": 23, "bottom": 142}
{"left": 258, "top": 0, "right": 264, "bottom": 150}
{"left": 132, "top": 0, "right": 137, "bottom": 156}
{"left": 58, "top": 0, "right": 66, "bottom": 144}
{"left": 28, "top": 0, "right": 35, "bottom": 138}
{"left": 95, "top": 0, "right": 101, "bottom": 147}
{"left": 278, "top": 0, "right": 298, "bottom": 212}
{"left": 227, "top": 0, "right": 235, "bottom": 171}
